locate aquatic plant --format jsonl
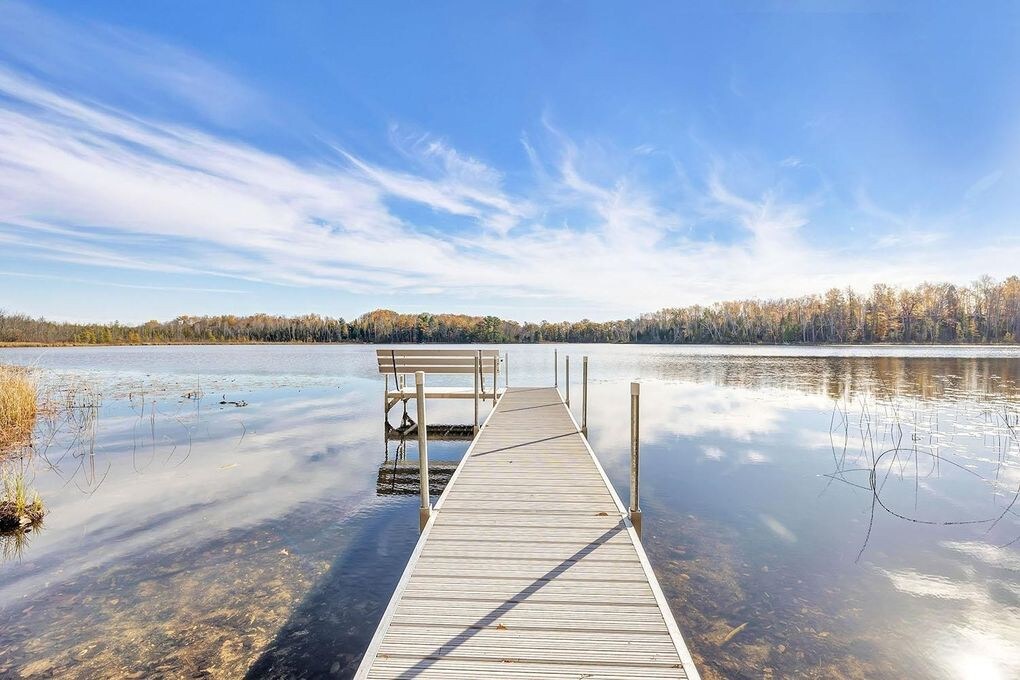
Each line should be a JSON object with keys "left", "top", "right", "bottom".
{"left": 0, "top": 520, "right": 37, "bottom": 563}
{"left": 0, "top": 465, "right": 45, "bottom": 531}
{"left": 33, "top": 377, "right": 105, "bottom": 491}
{"left": 0, "top": 365, "right": 37, "bottom": 453}
{"left": 826, "top": 389, "right": 1020, "bottom": 559}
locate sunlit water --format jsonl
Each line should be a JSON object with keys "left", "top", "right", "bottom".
{"left": 1, "top": 345, "right": 1018, "bottom": 679}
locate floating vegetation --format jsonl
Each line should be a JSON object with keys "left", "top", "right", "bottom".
{"left": 0, "top": 365, "right": 37, "bottom": 454}
{"left": 219, "top": 396, "right": 248, "bottom": 407}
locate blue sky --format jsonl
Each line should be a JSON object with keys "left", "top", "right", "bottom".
{"left": 1, "top": 1, "right": 1019, "bottom": 323}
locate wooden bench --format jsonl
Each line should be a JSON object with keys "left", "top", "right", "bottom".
{"left": 377, "top": 348, "right": 503, "bottom": 432}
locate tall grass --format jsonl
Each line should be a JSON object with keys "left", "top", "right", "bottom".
{"left": 0, "top": 365, "right": 36, "bottom": 453}
{"left": 0, "top": 465, "right": 44, "bottom": 531}
{"left": 0, "top": 466, "right": 43, "bottom": 516}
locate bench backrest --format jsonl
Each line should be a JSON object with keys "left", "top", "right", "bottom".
{"left": 376, "top": 348, "right": 500, "bottom": 378}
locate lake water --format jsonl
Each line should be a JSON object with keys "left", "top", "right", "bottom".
{"left": 0, "top": 344, "right": 1018, "bottom": 679}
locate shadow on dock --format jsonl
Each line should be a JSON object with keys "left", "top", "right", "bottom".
{"left": 390, "top": 523, "right": 627, "bottom": 678}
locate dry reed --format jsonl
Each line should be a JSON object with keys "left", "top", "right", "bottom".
{"left": 0, "top": 365, "right": 37, "bottom": 453}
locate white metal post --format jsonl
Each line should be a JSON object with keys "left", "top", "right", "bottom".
{"left": 476, "top": 350, "right": 483, "bottom": 402}
{"left": 554, "top": 348, "right": 558, "bottom": 387}
{"left": 473, "top": 355, "right": 480, "bottom": 433}
{"left": 565, "top": 355, "right": 570, "bottom": 406}
{"left": 493, "top": 355, "right": 498, "bottom": 401}
{"left": 415, "top": 371, "right": 431, "bottom": 532}
{"left": 630, "top": 381, "right": 642, "bottom": 538}
{"left": 383, "top": 373, "right": 389, "bottom": 442}
{"left": 582, "top": 356, "right": 588, "bottom": 433}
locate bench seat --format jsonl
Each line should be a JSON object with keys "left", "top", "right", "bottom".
{"left": 386, "top": 386, "right": 504, "bottom": 400}
{"left": 378, "top": 348, "right": 504, "bottom": 431}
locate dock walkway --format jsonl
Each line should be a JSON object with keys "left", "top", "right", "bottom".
{"left": 356, "top": 386, "right": 700, "bottom": 679}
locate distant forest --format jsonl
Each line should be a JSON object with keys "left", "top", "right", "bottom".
{"left": 3, "top": 276, "right": 1020, "bottom": 345}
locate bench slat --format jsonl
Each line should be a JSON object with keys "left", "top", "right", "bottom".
{"left": 381, "top": 366, "right": 495, "bottom": 374}
{"left": 378, "top": 365, "right": 498, "bottom": 374}
{"left": 378, "top": 349, "right": 501, "bottom": 377}
{"left": 376, "top": 349, "right": 499, "bottom": 357}
{"left": 377, "top": 358, "right": 481, "bottom": 367}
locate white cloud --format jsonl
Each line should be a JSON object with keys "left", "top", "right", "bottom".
{"left": 964, "top": 170, "right": 1003, "bottom": 201}
{"left": 875, "top": 566, "right": 1020, "bottom": 678}
{"left": 1, "top": 8, "right": 1019, "bottom": 321}
{"left": 0, "top": 271, "right": 247, "bottom": 295}
{"left": 701, "top": 445, "right": 726, "bottom": 461}
{"left": 0, "top": 1, "right": 263, "bottom": 127}
{"left": 941, "top": 540, "right": 1020, "bottom": 571}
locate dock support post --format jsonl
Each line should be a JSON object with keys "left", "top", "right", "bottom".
{"left": 554, "top": 349, "right": 558, "bottom": 387}
{"left": 565, "top": 355, "right": 570, "bottom": 406}
{"left": 493, "top": 355, "right": 498, "bottom": 401}
{"left": 629, "top": 381, "right": 642, "bottom": 539}
{"left": 505, "top": 353, "right": 509, "bottom": 388}
{"left": 383, "top": 374, "right": 389, "bottom": 445}
{"left": 473, "top": 355, "right": 480, "bottom": 433}
{"left": 415, "top": 371, "right": 431, "bottom": 532}
{"left": 582, "top": 356, "right": 588, "bottom": 434}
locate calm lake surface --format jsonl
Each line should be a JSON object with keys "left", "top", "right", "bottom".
{"left": 1, "top": 344, "right": 1018, "bottom": 679}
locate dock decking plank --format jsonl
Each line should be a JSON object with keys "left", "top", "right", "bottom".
{"left": 356, "top": 386, "right": 699, "bottom": 680}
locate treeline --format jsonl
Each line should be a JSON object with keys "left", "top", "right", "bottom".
{"left": 2, "top": 276, "right": 1019, "bottom": 345}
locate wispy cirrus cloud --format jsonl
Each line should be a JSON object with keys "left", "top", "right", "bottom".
{"left": 1, "top": 2, "right": 1018, "bottom": 321}
{"left": 0, "top": 271, "right": 247, "bottom": 295}
{"left": 0, "top": 0, "right": 263, "bottom": 127}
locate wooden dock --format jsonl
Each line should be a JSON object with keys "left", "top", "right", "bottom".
{"left": 356, "top": 386, "right": 700, "bottom": 679}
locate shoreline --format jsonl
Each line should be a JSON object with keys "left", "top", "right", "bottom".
{"left": 3, "top": 340, "right": 1019, "bottom": 349}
